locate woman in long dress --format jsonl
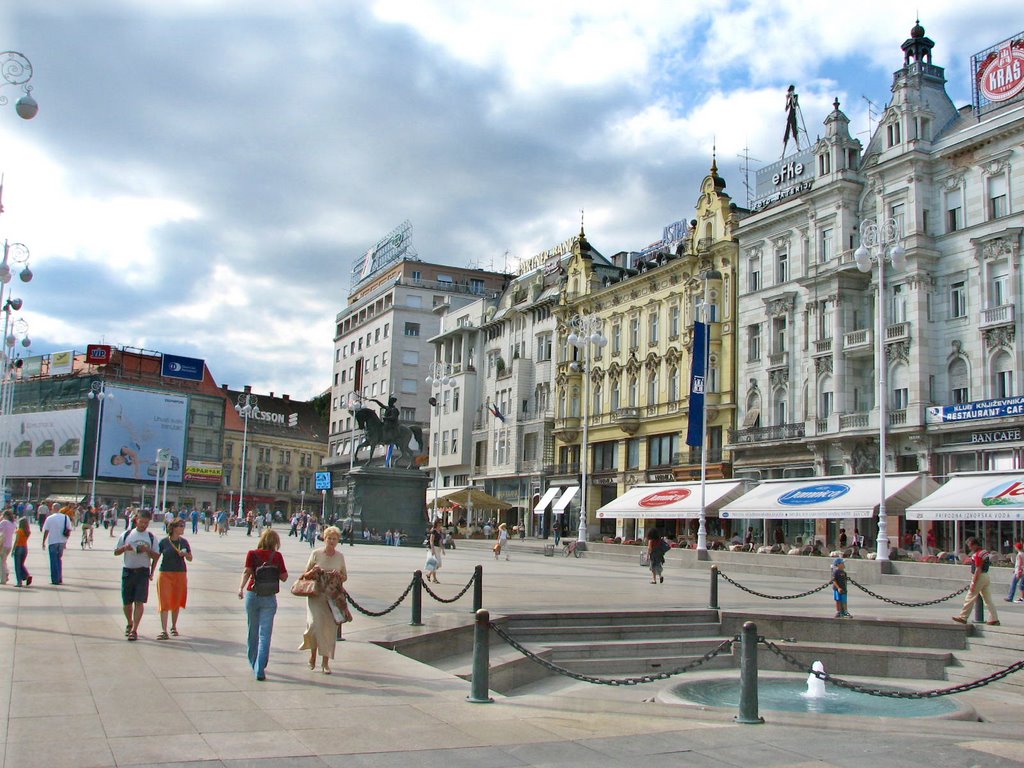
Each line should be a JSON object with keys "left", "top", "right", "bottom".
{"left": 299, "top": 525, "right": 348, "bottom": 674}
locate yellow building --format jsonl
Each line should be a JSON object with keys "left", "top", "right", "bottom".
{"left": 552, "top": 162, "right": 744, "bottom": 542}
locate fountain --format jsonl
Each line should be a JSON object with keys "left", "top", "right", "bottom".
{"left": 804, "top": 660, "right": 827, "bottom": 699}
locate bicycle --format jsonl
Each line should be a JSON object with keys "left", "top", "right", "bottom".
{"left": 562, "top": 540, "right": 584, "bottom": 558}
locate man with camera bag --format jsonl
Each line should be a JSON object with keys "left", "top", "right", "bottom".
{"left": 114, "top": 510, "right": 160, "bottom": 641}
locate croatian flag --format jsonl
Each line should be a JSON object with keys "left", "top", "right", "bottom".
{"left": 489, "top": 404, "right": 506, "bottom": 423}
{"left": 686, "top": 320, "right": 708, "bottom": 447}
{"left": 384, "top": 444, "right": 395, "bottom": 468}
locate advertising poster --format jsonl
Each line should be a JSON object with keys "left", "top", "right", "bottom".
{"left": 97, "top": 386, "right": 188, "bottom": 482}
{"left": 0, "top": 408, "right": 87, "bottom": 477}
{"left": 161, "top": 353, "right": 205, "bottom": 382}
{"left": 184, "top": 461, "right": 223, "bottom": 485}
{"left": 49, "top": 350, "right": 74, "bottom": 375}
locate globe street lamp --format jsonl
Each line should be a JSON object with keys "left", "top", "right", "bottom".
{"left": 426, "top": 361, "right": 455, "bottom": 522}
{"left": 1, "top": 51, "right": 38, "bottom": 119}
{"left": 87, "top": 381, "right": 114, "bottom": 508}
{"left": 566, "top": 312, "right": 607, "bottom": 543}
{"left": 235, "top": 393, "right": 260, "bottom": 521}
{"left": 854, "top": 217, "right": 907, "bottom": 563}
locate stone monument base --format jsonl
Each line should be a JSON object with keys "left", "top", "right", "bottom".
{"left": 344, "top": 464, "right": 430, "bottom": 540}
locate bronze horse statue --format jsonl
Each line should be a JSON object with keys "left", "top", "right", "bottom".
{"left": 353, "top": 408, "right": 426, "bottom": 469}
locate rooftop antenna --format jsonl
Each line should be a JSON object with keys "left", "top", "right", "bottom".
{"left": 860, "top": 95, "right": 881, "bottom": 142}
{"left": 737, "top": 142, "right": 761, "bottom": 207}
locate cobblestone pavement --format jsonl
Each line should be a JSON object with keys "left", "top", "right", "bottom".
{"left": 2, "top": 528, "right": 1023, "bottom": 768}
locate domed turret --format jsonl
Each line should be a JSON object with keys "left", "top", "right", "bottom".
{"left": 901, "top": 19, "right": 934, "bottom": 66}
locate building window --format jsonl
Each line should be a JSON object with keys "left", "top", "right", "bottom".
{"left": 949, "top": 359, "right": 969, "bottom": 404}
{"left": 772, "top": 317, "right": 786, "bottom": 354}
{"left": 891, "top": 388, "right": 909, "bottom": 410}
{"left": 890, "top": 283, "right": 907, "bottom": 324}
{"left": 402, "top": 350, "right": 419, "bottom": 366}
{"left": 819, "top": 227, "right": 833, "bottom": 263}
{"left": 647, "top": 434, "right": 678, "bottom": 467}
{"left": 993, "top": 352, "right": 1014, "bottom": 398}
{"left": 536, "top": 333, "right": 552, "bottom": 361}
{"left": 820, "top": 390, "right": 834, "bottom": 418}
{"left": 818, "top": 152, "right": 831, "bottom": 175}
{"left": 890, "top": 203, "right": 905, "bottom": 237}
{"left": 748, "top": 324, "right": 761, "bottom": 361}
{"left": 886, "top": 120, "right": 901, "bottom": 147}
{"left": 748, "top": 256, "right": 761, "bottom": 292}
{"left": 470, "top": 278, "right": 486, "bottom": 293}
{"left": 611, "top": 378, "right": 621, "bottom": 411}
{"left": 400, "top": 378, "right": 417, "bottom": 394}
{"left": 648, "top": 312, "right": 659, "bottom": 344}
{"left": 669, "top": 366, "right": 680, "bottom": 401}
{"left": 629, "top": 376, "right": 639, "bottom": 407}
{"left": 629, "top": 317, "right": 640, "bottom": 349}
{"left": 774, "top": 391, "right": 787, "bottom": 425}
{"left": 991, "top": 266, "right": 1009, "bottom": 308}
{"left": 776, "top": 251, "right": 788, "bottom": 284}
{"left": 646, "top": 370, "right": 658, "bottom": 404}
{"left": 592, "top": 441, "right": 618, "bottom": 472}
{"left": 406, "top": 294, "right": 422, "bottom": 309}
{"left": 707, "top": 357, "right": 719, "bottom": 394}
{"left": 669, "top": 305, "right": 680, "bottom": 338}
{"left": 626, "top": 438, "right": 641, "bottom": 469}
{"left": 988, "top": 175, "right": 1008, "bottom": 219}
{"left": 950, "top": 281, "right": 966, "bottom": 318}
{"left": 404, "top": 322, "right": 420, "bottom": 337}
{"left": 400, "top": 407, "right": 416, "bottom": 421}
{"left": 945, "top": 188, "right": 963, "bottom": 233}
{"left": 611, "top": 324, "right": 622, "bottom": 355}
{"left": 411, "top": 270, "right": 422, "bottom": 280}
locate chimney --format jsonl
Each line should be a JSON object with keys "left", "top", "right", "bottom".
{"left": 283, "top": 394, "right": 290, "bottom": 401}
{"left": 269, "top": 392, "right": 275, "bottom": 398}
{"left": 221, "top": 384, "right": 229, "bottom": 391}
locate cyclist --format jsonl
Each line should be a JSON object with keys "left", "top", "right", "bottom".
{"left": 80, "top": 505, "right": 95, "bottom": 549}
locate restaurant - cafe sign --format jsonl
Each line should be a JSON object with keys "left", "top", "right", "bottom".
{"left": 926, "top": 395, "right": 1024, "bottom": 424}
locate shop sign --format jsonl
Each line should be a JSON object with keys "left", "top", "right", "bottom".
{"left": 593, "top": 474, "right": 620, "bottom": 486}
{"left": 971, "top": 428, "right": 1022, "bottom": 444}
{"left": 777, "top": 483, "right": 850, "bottom": 505}
{"left": 927, "top": 395, "right": 1024, "bottom": 424}
{"left": 977, "top": 37, "right": 1024, "bottom": 102}
{"left": 753, "top": 148, "right": 816, "bottom": 212}
{"left": 646, "top": 471, "right": 675, "bottom": 483}
{"left": 516, "top": 235, "right": 576, "bottom": 276}
{"left": 184, "top": 461, "right": 223, "bottom": 485}
{"left": 639, "top": 487, "right": 691, "bottom": 508}
{"left": 982, "top": 479, "right": 1024, "bottom": 507}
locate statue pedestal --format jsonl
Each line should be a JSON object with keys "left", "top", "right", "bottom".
{"left": 345, "top": 465, "right": 430, "bottom": 540}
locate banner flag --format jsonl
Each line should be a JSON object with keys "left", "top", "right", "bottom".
{"left": 685, "top": 321, "right": 708, "bottom": 447}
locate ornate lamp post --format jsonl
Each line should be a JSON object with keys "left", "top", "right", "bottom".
{"left": 854, "top": 217, "right": 907, "bottom": 563}
{"left": 235, "top": 393, "right": 260, "bottom": 520}
{"left": 566, "top": 312, "right": 607, "bottom": 543}
{"left": 87, "top": 381, "right": 114, "bottom": 508}
{"left": 1, "top": 51, "right": 38, "bottom": 119}
{"left": 426, "top": 361, "right": 455, "bottom": 522}
{"left": 695, "top": 268, "right": 722, "bottom": 553}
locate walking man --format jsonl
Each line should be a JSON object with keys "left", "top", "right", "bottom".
{"left": 40, "top": 504, "right": 73, "bottom": 584}
{"left": 953, "top": 537, "right": 1000, "bottom": 626}
{"left": 115, "top": 509, "right": 160, "bottom": 641}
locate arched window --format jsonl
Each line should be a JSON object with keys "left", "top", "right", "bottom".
{"left": 991, "top": 351, "right": 1015, "bottom": 398}
{"left": 611, "top": 377, "right": 621, "bottom": 411}
{"left": 629, "top": 376, "right": 639, "bottom": 407}
{"left": 890, "top": 364, "right": 909, "bottom": 410}
{"left": 818, "top": 374, "right": 834, "bottom": 418}
{"left": 559, "top": 390, "right": 567, "bottom": 418}
{"left": 948, "top": 359, "right": 969, "bottom": 404}
{"left": 570, "top": 386, "right": 581, "bottom": 417}
{"left": 773, "top": 388, "right": 787, "bottom": 426}
{"left": 669, "top": 366, "right": 680, "bottom": 401}
{"left": 592, "top": 384, "right": 603, "bottom": 414}
{"left": 647, "top": 369, "right": 658, "bottom": 405}
{"left": 745, "top": 391, "right": 762, "bottom": 428}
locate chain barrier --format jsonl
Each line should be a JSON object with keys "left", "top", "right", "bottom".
{"left": 848, "top": 576, "right": 968, "bottom": 607}
{"left": 489, "top": 621, "right": 738, "bottom": 686}
{"left": 422, "top": 573, "right": 476, "bottom": 604}
{"left": 716, "top": 569, "right": 831, "bottom": 600}
{"left": 759, "top": 637, "right": 1024, "bottom": 698}
{"left": 345, "top": 577, "right": 416, "bottom": 617}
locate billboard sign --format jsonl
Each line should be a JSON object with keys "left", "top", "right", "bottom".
{"left": 86, "top": 344, "right": 112, "bottom": 365}
{"left": 752, "top": 148, "right": 816, "bottom": 212}
{"left": 0, "top": 408, "right": 86, "bottom": 477}
{"left": 315, "top": 471, "right": 333, "bottom": 490}
{"left": 184, "top": 461, "right": 223, "bottom": 485}
{"left": 972, "top": 33, "right": 1024, "bottom": 113}
{"left": 350, "top": 220, "right": 418, "bottom": 285}
{"left": 97, "top": 386, "right": 188, "bottom": 482}
{"left": 49, "top": 350, "right": 74, "bottom": 376}
{"left": 926, "top": 395, "right": 1024, "bottom": 424}
{"left": 161, "top": 353, "right": 205, "bottom": 382}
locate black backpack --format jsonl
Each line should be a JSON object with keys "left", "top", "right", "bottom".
{"left": 253, "top": 553, "right": 280, "bottom": 596}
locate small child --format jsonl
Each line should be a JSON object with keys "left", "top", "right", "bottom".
{"left": 832, "top": 557, "right": 851, "bottom": 618}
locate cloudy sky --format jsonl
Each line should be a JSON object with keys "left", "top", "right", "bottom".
{"left": 1, "top": 1, "right": 1015, "bottom": 400}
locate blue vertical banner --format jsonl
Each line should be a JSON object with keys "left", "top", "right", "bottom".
{"left": 686, "top": 321, "right": 708, "bottom": 447}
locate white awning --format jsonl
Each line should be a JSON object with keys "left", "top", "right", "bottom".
{"left": 552, "top": 486, "right": 579, "bottom": 514}
{"left": 44, "top": 494, "right": 86, "bottom": 505}
{"left": 532, "top": 487, "right": 561, "bottom": 515}
{"left": 906, "top": 471, "right": 1024, "bottom": 521}
{"left": 719, "top": 473, "right": 936, "bottom": 520}
{"left": 597, "top": 480, "right": 751, "bottom": 519}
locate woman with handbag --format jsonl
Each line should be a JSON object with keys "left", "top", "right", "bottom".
{"left": 237, "top": 529, "right": 287, "bottom": 681}
{"left": 298, "top": 525, "right": 349, "bottom": 675}
{"left": 424, "top": 519, "right": 444, "bottom": 583}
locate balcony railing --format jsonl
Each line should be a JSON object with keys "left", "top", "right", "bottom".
{"left": 614, "top": 407, "right": 641, "bottom": 434}
{"left": 729, "top": 422, "right": 806, "bottom": 444}
{"left": 843, "top": 328, "right": 872, "bottom": 351}
{"left": 544, "top": 462, "right": 580, "bottom": 476}
{"left": 812, "top": 338, "right": 833, "bottom": 356}
{"left": 980, "top": 303, "right": 1015, "bottom": 328}
{"left": 885, "top": 321, "right": 909, "bottom": 342}
{"left": 888, "top": 409, "right": 907, "bottom": 427}
{"left": 673, "top": 450, "right": 724, "bottom": 465}
{"left": 839, "top": 412, "right": 870, "bottom": 430}
{"left": 767, "top": 351, "right": 788, "bottom": 369}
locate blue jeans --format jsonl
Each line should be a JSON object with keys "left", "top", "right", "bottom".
{"left": 1008, "top": 573, "right": 1022, "bottom": 601}
{"left": 12, "top": 545, "right": 28, "bottom": 585}
{"left": 244, "top": 591, "right": 277, "bottom": 679}
{"left": 48, "top": 543, "right": 66, "bottom": 584}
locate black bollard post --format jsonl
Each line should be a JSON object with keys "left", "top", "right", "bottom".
{"left": 736, "top": 621, "right": 764, "bottom": 724}
{"left": 974, "top": 594, "right": 985, "bottom": 623}
{"left": 709, "top": 565, "right": 720, "bottom": 610}
{"left": 410, "top": 570, "right": 423, "bottom": 626}
{"left": 472, "top": 564, "right": 483, "bottom": 613}
{"left": 467, "top": 608, "right": 494, "bottom": 703}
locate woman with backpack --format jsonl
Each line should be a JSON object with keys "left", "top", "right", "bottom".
{"left": 238, "top": 529, "right": 288, "bottom": 681}
{"left": 646, "top": 527, "right": 669, "bottom": 584}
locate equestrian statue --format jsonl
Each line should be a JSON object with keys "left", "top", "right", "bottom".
{"left": 352, "top": 396, "right": 426, "bottom": 469}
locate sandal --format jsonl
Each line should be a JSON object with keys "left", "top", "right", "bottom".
{"left": 127, "top": 630, "right": 138, "bottom": 641}
{"left": 322, "top": 666, "right": 332, "bottom": 675}
{"left": 170, "top": 628, "right": 179, "bottom": 636}
{"left": 125, "top": 624, "right": 132, "bottom": 637}
{"left": 308, "top": 661, "right": 316, "bottom": 670}
{"left": 156, "top": 631, "right": 169, "bottom": 640}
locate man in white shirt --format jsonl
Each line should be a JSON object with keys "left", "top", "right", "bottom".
{"left": 0, "top": 510, "right": 16, "bottom": 584}
{"left": 114, "top": 510, "right": 160, "bottom": 641}
{"left": 41, "top": 506, "right": 73, "bottom": 584}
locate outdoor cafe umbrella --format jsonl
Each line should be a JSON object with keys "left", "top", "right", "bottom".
{"left": 439, "top": 487, "right": 511, "bottom": 524}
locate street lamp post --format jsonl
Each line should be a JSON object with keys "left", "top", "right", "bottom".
{"left": 235, "top": 393, "right": 260, "bottom": 521}
{"left": 567, "top": 312, "right": 608, "bottom": 543}
{"left": 426, "top": 361, "right": 455, "bottom": 523}
{"left": 1, "top": 51, "right": 38, "bottom": 120}
{"left": 855, "top": 217, "right": 907, "bottom": 563}
{"left": 87, "top": 381, "right": 113, "bottom": 508}
{"left": 695, "top": 269, "right": 722, "bottom": 553}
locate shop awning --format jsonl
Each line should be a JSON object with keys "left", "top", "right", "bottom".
{"left": 719, "top": 473, "right": 936, "bottom": 520}
{"left": 532, "top": 487, "right": 561, "bottom": 515}
{"left": 552, "top": 487, "right": 579, "bottom": 515}
{"left": 597, "top": 480, "right": 751, "bottom": 519}
{"left": 906, "top": 471, "right": 1024, "bottom": 521}
{"left": 44, "top": 494, "right": 86, "bottom": 505}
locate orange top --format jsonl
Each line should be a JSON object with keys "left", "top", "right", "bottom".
{"left": 14, "top": 528, "right": 29, "bottom": 547}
